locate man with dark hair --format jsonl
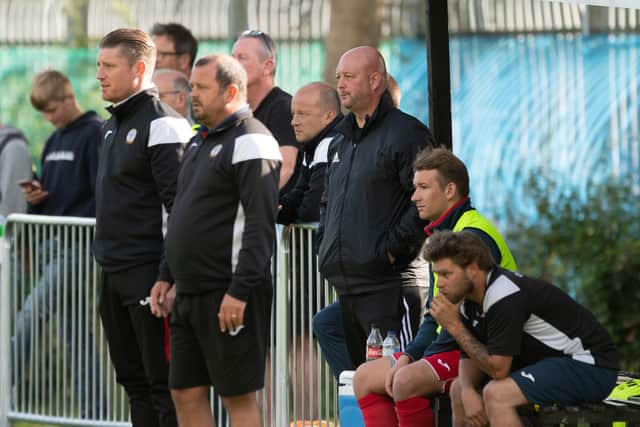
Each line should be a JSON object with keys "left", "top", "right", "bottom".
{"left": 94, "top": 27, "right": 192, "bottom": 427}
{"left": 427, "top": 231, "right": 619, "bottom": 427}
{"left": 150, "top": 23, "right": 198, "bottom": 78}
{"left": 232, "top": 30, "right": 300, "bottom": 196}
{"left": 318, "top": 46, "right": 437, "bottom": 372}
{"left": 353, "top": 148, "right": 517, "bottom": 427}
{"left": 150, "top": 54, "right": 281, "bottom": 427}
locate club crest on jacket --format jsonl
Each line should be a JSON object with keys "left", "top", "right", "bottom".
{"left": 209, "top": 144, "right": 222, "bottom": 158}
{"left": 126, "top": 128, "right": 137, "bottom": 144}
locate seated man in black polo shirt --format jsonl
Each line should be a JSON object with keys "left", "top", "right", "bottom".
{"left": 427, "top": 231, "right": 619, "bottom": 427}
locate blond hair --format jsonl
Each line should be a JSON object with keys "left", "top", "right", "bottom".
{"left": 30, "top": 70, "right": 73, "bottom": 111}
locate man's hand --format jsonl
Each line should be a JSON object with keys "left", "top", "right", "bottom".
{"left": 150, "top": 281, "right": 174, "bottom": 318}
{"left": 218, "top": 293, "right": 246, "bottom": 334}
{"left": 21, "top": 180, "right": 49, "bottom": 205}
{"left": 429, "top": 294, "right": 462, "bottom": 331}
{"left": 461, "top": 386, "right": 489, "bottom": 427}
{"left": 384, "top": 354, "right": 410, "bottom": 396}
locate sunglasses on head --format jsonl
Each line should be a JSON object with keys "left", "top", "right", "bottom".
{"left": 240, "top": 30, "right": 274, "bottom": 57}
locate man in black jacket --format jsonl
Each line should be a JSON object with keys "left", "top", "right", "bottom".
{"left": 277, "top": 81, "right": 342, "bottom": 418}
{"left": 318, "top": 46, "right": 438, "bottom": 367}
{"left": 94, "top": 28, "right": 192, "bottom": 427}
{"left": 277, "top": 81, "right": 342, "bottom": 225}
{"left": 150, "top": 54, "right": 281, "bottom": 427}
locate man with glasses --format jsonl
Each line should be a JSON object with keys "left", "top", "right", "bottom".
{"left": 153, "top": 68, "right": 192, "bottom": 122}
{"left": 151, "top": 23, "right": 198, "bottom": 79}
{"left": 232, "top": 30, "right": 300, "bottom": 196}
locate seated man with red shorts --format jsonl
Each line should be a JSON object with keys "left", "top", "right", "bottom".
{"left": 353, "top": 148, "right": 517, "bottom": 427}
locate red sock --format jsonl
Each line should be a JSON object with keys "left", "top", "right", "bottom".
{"left": 357, "top": 393, "right": 398, "bottom": 427}
{"left": 395, "top": 396, "right": 434, "bottom": 427}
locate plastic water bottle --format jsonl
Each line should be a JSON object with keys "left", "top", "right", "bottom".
{"left": 366, "top": 324, "right": 383, "bottom": 361}
{"left": 382, "top": 331, "right": 401, "bottom": 357}
{"left": 0, "top": 214, "right": 5, "bottom": 238}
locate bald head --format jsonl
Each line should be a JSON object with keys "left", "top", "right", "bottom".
{"left": 335, "top": 46, "right": 388, "bottom": 123}
{"left": 291, "top": 82, "right": 340, "bottom": 143}
{"left": 298, "top": 82, "right": 340, "bottom": 114}
{"left": 342, "top": 46, "right": 387, "bottom": 80}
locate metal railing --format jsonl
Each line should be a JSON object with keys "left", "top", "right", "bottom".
{"left": 0, "top": 214, "right": 338, "bottom": 427}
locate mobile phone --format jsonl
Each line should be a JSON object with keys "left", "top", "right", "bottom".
{"left": 17, "top": 179, "right": 35, "bottom": 190}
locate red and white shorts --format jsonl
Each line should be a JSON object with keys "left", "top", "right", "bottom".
{"left": 421, "top": 350, "right": 460, "bottom": 393}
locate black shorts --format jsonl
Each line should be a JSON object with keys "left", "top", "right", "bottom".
{"left": 169, "top": 285, "right": 272, "bottom": 396}
{"left": 510, "top": 357, "right": 618, "bottom": 405}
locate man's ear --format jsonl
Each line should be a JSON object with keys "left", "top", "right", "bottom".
{"left": 263, "top": 58, "right": 275, "bottom": 76}
{"left": 135, "top": 60, "right": 146, "bottom": 78}
{"left": 323, "top": 109, "right": 337, "bottom": 124}
{"left": 178, "top": 54, "right": 191, "bottom": 73}
{"left": 177, "top": 91, "right": 187, "bottom": 107}
{"left": 466, "top": 262, "right": 481, "bottom": 281}
{"left": 369, "top": 71, "right": 383, "bottom": 91}
{"left": 445, "top": 182, "right": 458, "bottom": 200}
{"left": 224, "top": 84, "right": 239, "bottom": 103}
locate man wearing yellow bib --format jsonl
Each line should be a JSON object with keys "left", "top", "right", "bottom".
{"left": 353, "top": 148, "right": 517, "bottom": 427}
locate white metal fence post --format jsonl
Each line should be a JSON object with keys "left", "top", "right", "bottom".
{"left": 274, "top": 224, "right": 290, "bottom": 426}
{"left": 0, "top": 216, "right": 339, "bottom": 427}
{"left": 0, "top": 216, "right": 12, "bottom": 427}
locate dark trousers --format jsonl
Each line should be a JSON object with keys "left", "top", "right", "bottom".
{"left": 339, "top": 285, "right": 424, "bottom": 367}
{"left": 99, "top": 263, "right": 177, "bottom": 427}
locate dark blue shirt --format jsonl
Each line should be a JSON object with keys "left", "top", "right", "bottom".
{"left": 30, "top": 111, "right": 102, "bottom": 217}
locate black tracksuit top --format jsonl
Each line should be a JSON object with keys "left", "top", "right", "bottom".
{"left": 277, "top": 114, "right": 343, "bottom": 224}
{"left": 165, "top": 108, "right": 281, "bottom": 301}
{"left": 318, "top": 92, "right": 438, "bottom": 295}
{"left": 94, "top": 89, "right": 193, "bottom": 272}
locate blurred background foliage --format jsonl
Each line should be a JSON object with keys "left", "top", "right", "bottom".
{"left": 507, "top": 174, "right": 640, "bottom": 372}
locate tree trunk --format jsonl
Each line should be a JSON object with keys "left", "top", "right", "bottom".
{"left": 323, "top": 0, "right": 384, "bottom": 84}
{"left": 228, "top": 0, "right": 249, "bottom": 39}
{"left": 64, "top": 0, "right": 89, "bottom": 48}
{"left": 586, "top": 5, "right": 610, "bottom": 33}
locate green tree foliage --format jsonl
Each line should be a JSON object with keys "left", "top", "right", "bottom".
{"left": 507, "top": 176, "right": 640, "bottom": 372}
{"left": 64, "top": 0, "right": 89, "bottom": 48}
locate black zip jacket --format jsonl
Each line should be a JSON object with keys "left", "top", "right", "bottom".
{"left": 94, "top": 89, "right": 193, "bottom": 272}
{"left": 318, "top": 92, "right": 437, "bottom": 295}
{"left": 30, "top": 111, "right": 102, "bottom": 217}
{"left": 277, "top": 113, "right": 343, "bottom": 224}
{"left": 165, "top": 108, "right": 281, "bottom": 301}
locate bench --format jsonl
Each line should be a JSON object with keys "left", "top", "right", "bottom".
{"left": 518, "top": 400, "right": 640, "bottom": 427}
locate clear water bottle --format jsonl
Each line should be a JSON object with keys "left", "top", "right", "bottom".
{"left": 366, "top": 324, "right": 383, "bottom": 361}
{"left": 0, "top": 214, "right": 5, "bottom": 238}
{"left": 382, "top": 330, "right": 401, "bottom": 357}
